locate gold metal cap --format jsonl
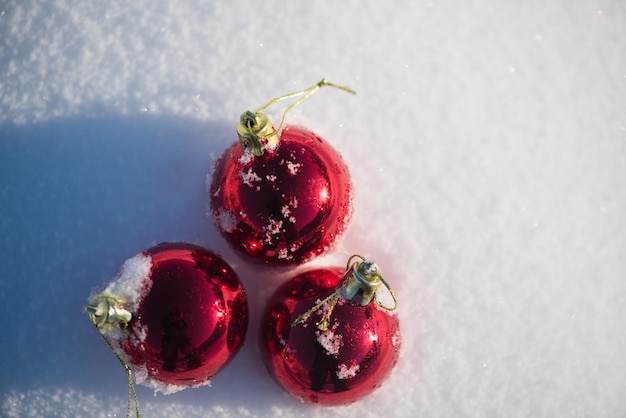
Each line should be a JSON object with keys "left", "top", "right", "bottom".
{"left": 236, "top": 110, "right": 279, "bottom": 157}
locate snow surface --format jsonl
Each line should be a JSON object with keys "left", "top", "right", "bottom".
{"left": 1, "top": 0, "right": 625, "bottom": 417}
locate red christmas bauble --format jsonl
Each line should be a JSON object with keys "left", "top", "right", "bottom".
{"left": 260, "top": 260, "right": 401, "bottom": 405}
{"left": 88, "top": 242, "right": 248, "bottom": 394}
{"left": 210, "top": 125, "right": 352, "bottom": 265}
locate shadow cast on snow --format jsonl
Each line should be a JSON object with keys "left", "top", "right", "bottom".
{"left": 0, "top": 114, "right": 303, "bottom": 415}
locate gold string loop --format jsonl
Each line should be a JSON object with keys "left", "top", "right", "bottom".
{"left": 237, "top": 78, "right": 355, "bottom": 156}
{"left": 292, "top": 254, "right": 398, "bottom": 331}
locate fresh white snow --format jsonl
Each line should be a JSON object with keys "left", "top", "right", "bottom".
{"left": 1, "top": 0, "right": 625, "bottom": 417}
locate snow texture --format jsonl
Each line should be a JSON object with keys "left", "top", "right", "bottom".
{"left": 101, "top": 252, "right": 152, "bottom": 313}
{"left": 132, "top": 363, "right": 212, "bottom": 396}
{"left": 316, "top": 323, "right": 344, "bottom": 357}
{"left": 1, "top": 0, "right": 625, "bottom": 417}
{"left": 337, "top": 362, "right": 360, "bottom": 380}
{"left": 215, "top": 208, "right": 238, "bottom": 233}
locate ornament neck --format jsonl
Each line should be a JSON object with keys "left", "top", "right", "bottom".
{"left": 292, "top": 255, "right": 398, "bottom": 331}
{"left": 236, "top": 111, "right": 278, "bottom": 157}
{"left": 85, "top": 293, "right": 132, "bottom": 328}
{"left": 340, "top": 255, "right": 384, "bottom": 306}
{"left": 236, "top": 78, "right": 355, "bottom": 157}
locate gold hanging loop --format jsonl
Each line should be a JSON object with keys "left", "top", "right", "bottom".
{"left": 237, "top": 78, "right": 355, "bottom": 157}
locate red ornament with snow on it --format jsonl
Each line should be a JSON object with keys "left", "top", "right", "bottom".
{"left": 260, "top": 255, "right": 401, "bottom": 405}
{"left": 210, "top": 79, "right": 354, "bottom": 266}
{"left": 86, "top": 242, "right": 248, "bottom": 395}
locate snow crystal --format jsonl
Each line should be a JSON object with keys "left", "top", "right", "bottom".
{"left": 277, "top": 248, "right": 290, "bottom": 259}
{"left": 281, "top": 205, "right": 297, "bottom": 223}
{"left": 266, "top": 218, "right": 283, "bottom": 234}
{"left": 239, "top": 168, "right": 262, "bottom": 187}
{"left": 263, "top": 218, "right": 283, "bottom": 243}
{"left": 238, "top": 149, "right": 255, "bottom": 165}
{"left": 336, "top": 362, "right": 360, "bottom": 380}
{"left": 286, "top": 161, "right": 302, "bottom": 176}
{"left": 391, "top": 330, "right": 401, "bottom": 350}
{"left": 102, "top": 253, "right": 153, "bottom": 313}
{"left": 264, "top": 138, "right": 279, "bottom": 153}
{"left": 215, "top": 208, "right": 238, "bottom": 233}
{"left": 279, "top": 197, "right": 298, "bottom": 223}
{"left": 315, "top": 323, "right": 342, "bottom": 357}
{"left": 128, "top": 322, "right": 148, "bottom": 347}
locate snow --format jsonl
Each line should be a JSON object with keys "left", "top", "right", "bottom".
{"left": 215, "top": 208, "right": 238, "bottom": 233}
{"left": 337, "top": 362, "right": 361, "bottom": 380}
{"left": 1, "top": 0, "right": 626, "bottom": 417}
{"left": 132, "top": 363, "right": 212, "bottom": 397}
{"left": 316, "top": 323, "right": 344, "bottom": 357}
{"left": 238, "top": 149, "right": 255, "bottom": 165}
{"left": 285, "top": 160, "right": 302, "bottom": 176}
{"left": 239, "top": 167, "right": 262, "bottom": 188}
{"left": 100, "top": 252, "right": 153, "bottom": 313}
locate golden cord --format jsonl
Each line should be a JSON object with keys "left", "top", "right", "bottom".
{"left": 86, "top": 295, "right": 140, "bottom": 418}
{"left": 255, "top": 78, "right": 356, "bottom": 134}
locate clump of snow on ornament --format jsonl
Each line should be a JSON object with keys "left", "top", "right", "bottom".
{"left": 100, "top": 253, "right": 153, "bottom": 313}
{"left": 336, "top": 361, "right": 360, "bottom": 380}
{"left": 215, "top": 208, "right": 238, "bottom": 233}
{"left": 315, "top": 322, "right": 343, "bottom": 357}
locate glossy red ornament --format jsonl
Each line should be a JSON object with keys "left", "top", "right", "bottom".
{"left": 211, "top": 126, "right": 352, "bottom": 265}
{"left": 210, "top": 79, "right": 354, "bottom": 265}
{"left": 260, "top": 256, "right": 401, "bottom": 405}
{"left": 86, "top": 242, "right": 248, "bottom": 394}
